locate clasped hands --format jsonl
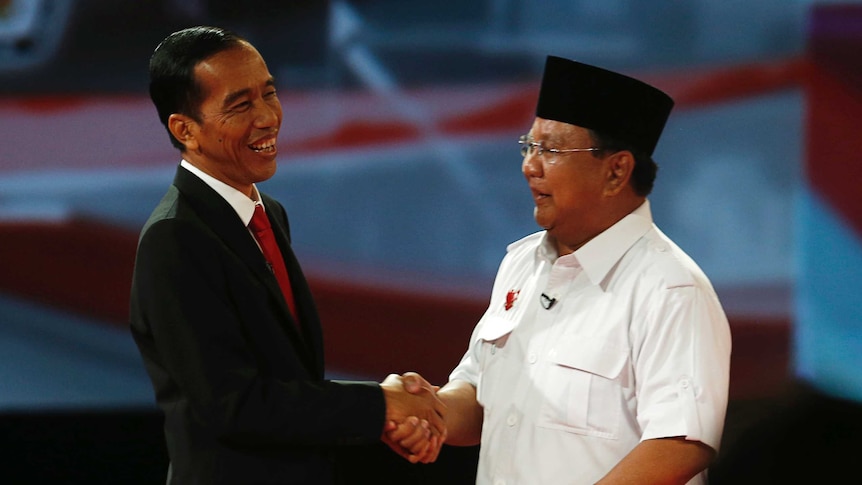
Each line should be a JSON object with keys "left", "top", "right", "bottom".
{"left": 380, "top": 372, "right": 446, "bottom": 464}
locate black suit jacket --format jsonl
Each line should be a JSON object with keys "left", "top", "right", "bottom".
{"left": 130, "top": 166, "right": 385, "bottom": 484}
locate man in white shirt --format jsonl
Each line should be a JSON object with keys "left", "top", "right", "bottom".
{"left": 389, "top": 56, "right": 731, "bottom": 484}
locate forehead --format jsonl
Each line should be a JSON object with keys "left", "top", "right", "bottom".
{"left": 531, "top": 117, "right": 591, "bottom": 142}
{"left": 193, "top": 43, "right": 272, "bottom": 97}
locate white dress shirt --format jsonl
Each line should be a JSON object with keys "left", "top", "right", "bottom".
{"left": 180, "top": 159, "right": 260, "bottom": 225}
{"left": 450, "top": 200, "right": 731, "bottom": 485}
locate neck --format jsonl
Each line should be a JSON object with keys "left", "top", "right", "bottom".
{"left": 552, "top": 195, "right": 646, "bottom": 256}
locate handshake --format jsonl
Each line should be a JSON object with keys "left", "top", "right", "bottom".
{"left": 380, "top": 372, "right": 448, "bottom": 464}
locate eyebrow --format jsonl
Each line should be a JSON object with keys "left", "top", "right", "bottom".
{"left": 221, "top": 78, "right": 276, "bottom": 109}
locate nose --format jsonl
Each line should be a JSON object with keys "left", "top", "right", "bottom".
{"left": 522, "top": 150, "right": 543, "bottom": 178}
{"left": 254, "top": 99, "right": 281, "bottom": 128}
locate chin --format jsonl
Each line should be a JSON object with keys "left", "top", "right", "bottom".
{"left": 258, "top": 163, "right": 278, "bottom": 181}
{"left": 533, "top": 211, "right": 553, "bottom": 230}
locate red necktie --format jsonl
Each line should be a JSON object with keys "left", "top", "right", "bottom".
{"left": 249, "top": 204, "right": 299, "bottom": 324}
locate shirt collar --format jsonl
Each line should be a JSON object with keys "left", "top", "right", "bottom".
{"left": 538, "top": 200, "right": 653, "bottom": 286}
{"left": 180, "top": 159, "right": 261, "bottom": 225}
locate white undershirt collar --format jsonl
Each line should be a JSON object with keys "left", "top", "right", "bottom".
{"left": 180, "top": 159, "right": 262, "bottom": 225}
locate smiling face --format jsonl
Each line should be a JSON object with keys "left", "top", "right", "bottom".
{"left": 523, "top": 117, "right": 641, "bottom": 255}
{"left": 169, "top": 41, "right": 282, "bottom": 197}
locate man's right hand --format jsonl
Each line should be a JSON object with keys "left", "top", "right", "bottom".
{"left": 380, "top": 373, "right": 447, "bottom": 463}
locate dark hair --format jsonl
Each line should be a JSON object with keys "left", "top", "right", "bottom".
{"left": 588, "top": 129, "right": 658, "bottom": 197}
{"left": 148, "top": 26, "right": 247, "bottom": 150}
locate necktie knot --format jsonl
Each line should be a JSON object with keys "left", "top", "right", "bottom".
{"left": 249, "top": 204, "right": 270, "bottom": 234}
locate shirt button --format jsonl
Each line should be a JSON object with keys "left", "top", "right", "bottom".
{"left": 528, "top": 353, "right": 537, "bottom": 364}
{"left": 506, "top": 414, "right": 517, "bottom": 426}
{"left": 680, "top": 379, "right": 690, "bottom": 389}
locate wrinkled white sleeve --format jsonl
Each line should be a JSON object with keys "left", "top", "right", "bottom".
{"left": 448, "top": 313, "right": 487, "bottom": 387}
{"left": 633, "top": 284, "right": 732, "bottom": 452}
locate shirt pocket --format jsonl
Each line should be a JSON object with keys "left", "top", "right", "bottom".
{"left": 475, "top": 316, "right": 516, "bottom": 411}
{"left": 538, "top": 335, "right": 628, "bottom": 439}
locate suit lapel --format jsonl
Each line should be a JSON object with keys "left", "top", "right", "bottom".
{"left": 261, "top": 193, "right": 326, "bottom": 378}
{"left": 172, "top": 167, "right": 320, "bottom": 375}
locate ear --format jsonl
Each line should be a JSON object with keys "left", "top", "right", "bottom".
{"left": 168, "top": 114, "right": 199, "bottom": 152}
{"left": 604, "top": 150, "right": 635, "bottom": 196}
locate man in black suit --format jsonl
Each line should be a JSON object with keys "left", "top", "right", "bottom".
{"left": 129, "top": 26, "right": 444, "bottom": 484}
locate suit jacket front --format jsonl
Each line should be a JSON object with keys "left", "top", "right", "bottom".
{"left": 130, "top": 166, "right": 385, "bottom": 485}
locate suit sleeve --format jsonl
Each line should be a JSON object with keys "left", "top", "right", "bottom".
{"left": 130, "top": 216, "right": 386, "bottom": 448}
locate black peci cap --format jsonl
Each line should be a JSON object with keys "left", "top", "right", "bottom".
{"left": 536, "top": 56, "right": 674, "bottom": 156}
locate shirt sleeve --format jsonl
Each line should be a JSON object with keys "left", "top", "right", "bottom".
{"left": 632, "top": 284, "right": 732, "bottom": 452}
{"left": 448, "top": 316, "right": 484, "bottom": 387}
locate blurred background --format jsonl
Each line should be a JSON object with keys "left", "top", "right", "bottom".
{"left": 1, "top": 0, "right": 860, "bottom": 483}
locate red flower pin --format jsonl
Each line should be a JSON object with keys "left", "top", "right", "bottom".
{"left": 504, "top": 289, "right": 520, "bottom": 311}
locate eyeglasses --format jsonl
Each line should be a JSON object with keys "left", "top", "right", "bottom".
{"left": 518, "top": 134, "right": 601, "bottom": 165}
